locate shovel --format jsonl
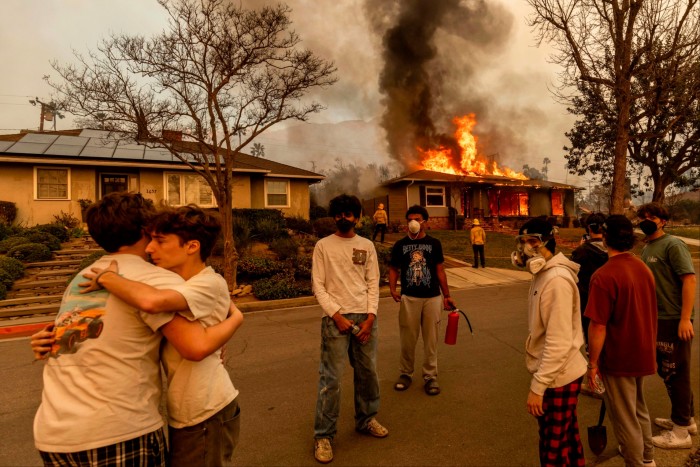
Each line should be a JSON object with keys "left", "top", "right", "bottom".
{"left": 587, "top": 400, "right": 607, "bottom": 456}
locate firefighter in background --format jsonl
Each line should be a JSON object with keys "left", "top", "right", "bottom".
{"left": 470, "top": 218, "right": 486, "bottom": 268}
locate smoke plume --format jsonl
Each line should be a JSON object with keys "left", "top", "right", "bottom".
{"left": 365, "top": 0, "right": 517, "bottom": 171}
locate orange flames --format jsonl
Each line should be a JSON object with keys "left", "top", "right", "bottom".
{"left": 419, "top": 114, "right": 527, "bottom": 179}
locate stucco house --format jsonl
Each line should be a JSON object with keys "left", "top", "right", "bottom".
{"left": 372, "top": 169, "right": 579, "bottom": 229}
{"left": 0, "top": 129, "right": 323, "bottom": 225}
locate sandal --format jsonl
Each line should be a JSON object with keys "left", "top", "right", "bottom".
{"left": 394, "top": 374, "right": 412, "bottom": 391}
{"left": 424, "top": 379, "right": 441, "bottom": 396}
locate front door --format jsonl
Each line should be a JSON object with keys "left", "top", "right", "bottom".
{"left": 100, "top": 173, "right": 129, "bottom": 197}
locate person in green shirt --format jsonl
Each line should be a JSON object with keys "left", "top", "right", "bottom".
{"left": 638, "top": 203, "right": 697, "bottom": 449}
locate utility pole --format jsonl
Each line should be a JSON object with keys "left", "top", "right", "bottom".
{"left": 29, "top": 97, "right": 63, "bottom": 131}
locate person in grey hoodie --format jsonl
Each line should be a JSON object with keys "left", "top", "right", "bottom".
{"left": 512, "top": 218, "right": 587, "bottom": 467}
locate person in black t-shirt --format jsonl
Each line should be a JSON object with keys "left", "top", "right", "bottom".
{"left": 389, "top": 205, "right": 456, "bottom": 396}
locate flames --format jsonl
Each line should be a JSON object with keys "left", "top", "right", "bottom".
{"left": 419, "top": 114, "right": 527, "bottom": 180}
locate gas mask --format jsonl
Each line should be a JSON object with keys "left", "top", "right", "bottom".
{"left": 408, "top": 220, "right": 421, "bottom": 234}
{"left": 511, "top": 236, "right": 547, "bottom": 274}
{"left": 639, "top": 219, "right": 658, "bottom": 236}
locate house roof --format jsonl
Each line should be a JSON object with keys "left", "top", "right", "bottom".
{"left": 383, "top": 170, "right": 581, "bottom": 190}
{"left": 0, "top": 129, "right": 323, "bottom": 180}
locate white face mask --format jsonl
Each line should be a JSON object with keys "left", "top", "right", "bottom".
{"left": 408, "top": 220, "right": 421, "bottom": 234}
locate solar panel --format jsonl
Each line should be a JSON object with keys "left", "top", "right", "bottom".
{"left": 54, "top": 135, "right": 88, "bottom": 146}
{"left": 144, "top": 148, "right": 175, "bottom": 161}
{"left": 80, "top": 147, "right": 116, "bottom": 158}
{"left": 20, "top": 133, "right": 59, "bottom": 144}
{"left": 9, "top": 142, "right": 52, "bottom": 154}
{"left": 113, "top": 148, "right": 145, "bottom": 159}
{"left": 46, "top": 144, "right": 85, "bottom": 156}
{"left": 0, "top": 141, "right": 14, "bottom": 152}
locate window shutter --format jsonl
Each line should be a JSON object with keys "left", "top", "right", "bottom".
{"left": 419, "top": 185, "right": 426, "bottom": 206}
{"left": 445, "top": 186, "right": 452, "bottom": 207}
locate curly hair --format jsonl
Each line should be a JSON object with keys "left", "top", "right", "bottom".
{"left": 87, "top": 192, "right": 156, "bottom": 253}
{"left": 148, "top": 205, "right": 221, "bottom": 261}
{"left": 328, "top": 194, "right": 362, "bottom": 218}
{"left": 406, "top": 205, "right": 429, "bottom": 221}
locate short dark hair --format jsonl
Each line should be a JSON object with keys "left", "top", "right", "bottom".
{"left": 406, "top": 205, "right": 429, "bottom": 221}
{"left": 148, "top": 205, "right": 221, "bottom": 261}
{"left": 602, "top": 215, "right": 636, "bottom": 251}
{"left": 637, "top": 202, "right": 669, "bottom": 221}
{"left": 87, "top": 192, "right": 156, "bottom": 253}
{"left": 519, "top": 217, "right": 556, "bottom": 253}
{"left": 585, "top": 212, "right": 607, "bottom": 234}
{"left": 328, "top": 194, "right": 362, "bottom": 218}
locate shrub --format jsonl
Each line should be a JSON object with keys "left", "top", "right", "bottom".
{"left": 70, "top": 227, "right": 85, "bottom": 239}
{"left": 232, "top": 208, "right": 285, "bottom": 236}
{"left": 0, "top": 222, "right": 9, "bottom": 241}
{"left": 232, "top": 217, "right": 253, "bottom": 253}
{"left": 354, "top": 216, "right": 374, "bottom": 240}
{"left": 310, "top": 204, "right": 328, "bottom": 221}
{"left": 26, "top": 231, "right": 61, "bottom": 251}
{"left": 7, "top": 243, "right": 52, "bottom": 262}
{"left": 254, "top": 217, "right": 287, "bottom": 242}
{"left": 293, "top": 254, "right": 312, "bottom": 280}
{"left": 253, "top": 273, "right": 311, "bottom": 300}
{"left": 33, "top": 223, "right": 70, "bottom": 242}
{"left": 0, "top": 257, "right": 24, "bottom": 280}
{"left": 269, "top": 237, "right": 300, "bottom": 261}
{"left": 0, "top": 283, "right": 6, "bottom": 300}
{"left": 389, "top": 219, "right": 403, "bottom": 233}
{"left": 0, "top": 268, "right": 14, "bottom": 288}
{"left": 53, "top": 211, "right": 81, "bottom": 229}
{"left": 313, "top": 217, "right": 336, "bottom": 238}
{"left": 237, "top": 257, "right": 286, "bottom": 280}
{"left": 375, "top": 243, "right": 392, "bottom": 281}
{"left": 0, "top": 236, "right": 31, "bottom": 253}
{"left": 285, "top": 215, "right": 313, "bottom": 234}
{"left": 0, "top": 201, "right": 17, "bottom": 225}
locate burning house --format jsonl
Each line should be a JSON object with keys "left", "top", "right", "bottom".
{"left": 371, "top": 114, "right": 579, "bottom": 229}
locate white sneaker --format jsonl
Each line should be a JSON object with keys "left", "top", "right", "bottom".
{"left": 654, "top": 417, "right": 698, "bottom": 435}
{"left": 652, "top": 429, "right": 692, "bottom": 449}
{"left": 314, "top": 438, "right": 333, "bottom": 464}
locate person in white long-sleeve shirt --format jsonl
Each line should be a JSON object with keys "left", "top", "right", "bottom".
{"left": 311, "top": 194, "right": 387, "bottom": 464}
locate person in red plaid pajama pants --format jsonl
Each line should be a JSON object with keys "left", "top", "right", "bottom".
{"left": 515, "top": 218, "right": 587, "bottom": 467}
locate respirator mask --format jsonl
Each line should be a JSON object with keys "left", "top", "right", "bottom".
{"left": 638, "top": 219, "right": 659, "bottom": 236}
{"left": 408, "top": 219, "right": 422, "bottom": 235}
{"left": 511, "top": 235, "right": 547, "bottom": 274}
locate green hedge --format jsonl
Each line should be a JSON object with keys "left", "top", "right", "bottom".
{"left": 285, "top": 216, "right": 313, "bottom": 234}
{"left": 312, "top": 217, "right": 336, "bottom": 238}
{"left": 0, "top": 283, "right": 6, "bottom": 300}
{"left": 0, "top": 269, "right": 14, "bottom": 288}
{"left": 269, "top": 237, "right": 299, "bottom": 261}
{"left": 26, "top": 231, "right": 62, "bottom": 251}
{"left": 0, "top": 237, "right": 31, "bottom": 254}
{"left": 253, "top": 273, "right": 311, "bottom": 300}
{"left": 7, "top": 243, "right": 52, "bottom": 262}
{"left": 33, "top": 223, "right": 70, "bottom": 242}
{"left": 0, "top": 257, "right": 24, "bottom": 280}
{"left": 237, "top": 257, "right": 287, "bottom": 280}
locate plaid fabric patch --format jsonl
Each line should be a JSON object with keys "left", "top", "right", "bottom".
{"left": 40, "top": 428, "right": 167, "bottom": 467}
{"left": 537, "top": 378, "right": 585, "bottom": 467}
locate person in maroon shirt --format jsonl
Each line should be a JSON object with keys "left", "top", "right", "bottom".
{"left": 585, "top": 215, "right": 658, "bottom": 466}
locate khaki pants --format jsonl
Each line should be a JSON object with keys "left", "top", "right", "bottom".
{"left": 602, "top": 375, "right": 654, "bottom": 466}
{"left": 398, "top": 295, "right": 442, "bottom": 381}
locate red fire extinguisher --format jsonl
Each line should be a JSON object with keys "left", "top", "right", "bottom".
{"left": 444, "top": 307, "right": 474, "bottom": 345}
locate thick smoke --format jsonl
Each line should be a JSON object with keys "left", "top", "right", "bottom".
{"left": 365, "top": 0, "right": 517, "bottom": 171}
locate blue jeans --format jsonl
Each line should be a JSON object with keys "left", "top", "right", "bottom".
{"left": 314, "top": 313, "right": 380, "bottom": 439}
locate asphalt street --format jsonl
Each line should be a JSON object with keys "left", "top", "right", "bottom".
{"left": 1, "top": 278, "right": 698, "bottom": 466}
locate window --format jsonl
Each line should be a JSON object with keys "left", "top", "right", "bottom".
{"left": 425, "top": 186, "right": 445, "bottom": 207}
{"left": 551, "top": 191, "right": 564, "bottom": 216}
{"left": 165, "top": 173, "right": 214, "bottom": 207}
{"left": 35, "top": 167, "right": 70, "bottom": 200}
{"left": 266, "top": 179, "right": 289, "bottom": 207}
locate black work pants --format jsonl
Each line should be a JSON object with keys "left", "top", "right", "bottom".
{"left": 373, "top": 224, "right": 387, "bottom": 242}
{"left": 472, "top": 244, "right": 485, "bottom": 267}
{"left": 657, "top": 319, "right": 695, "bottom": 427}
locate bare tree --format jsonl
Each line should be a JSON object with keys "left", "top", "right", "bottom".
{"left": 527, "top": 0, "right": 698, "bottom": 213}
{"left": 48, "top": 0, "right": 336, "bottom": 288}
{"left": 563, "top": 1, "right": 700, "bottom": 203}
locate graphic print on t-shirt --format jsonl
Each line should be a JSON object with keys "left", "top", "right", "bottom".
{"left": 50, "top": 279, "right": 110, "bottom": 358}
{"left": 353, "top": 248, "right": 368, "bottom": 265}
{"left": 406, "top": 249, "right": 431, "bottom": 287}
